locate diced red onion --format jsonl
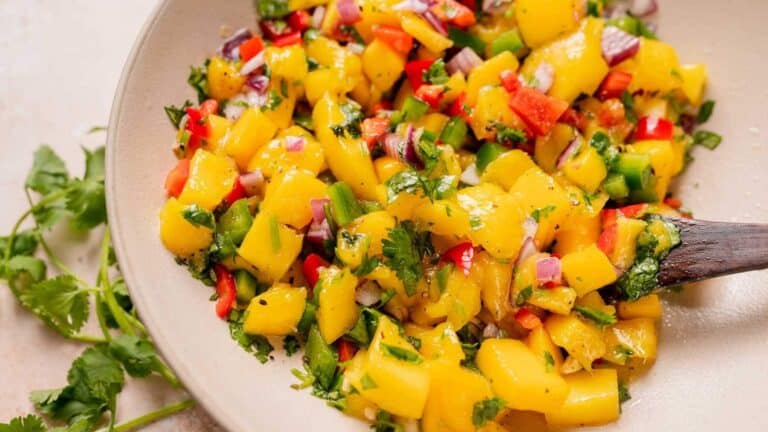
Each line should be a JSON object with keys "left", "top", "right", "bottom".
{"left": 312, "top": 6, "right": 326, "bottom": 28}
{"left": 514, "top": 237, "right": 537, "bottom": 268}
{"left": 393, "top": 0, "right": 429, "bottom": 13}
{"left": 310, "top": 198, "right": 330, "bottom": 225}
{"left": 557, "top": 136, "right": 582, "bottom": 169}
{"left": 347, "top": 43, "right": 365, "bottom": 55}
{"left": 421, "top": 10, "right": 447, "bottom": 36}
{"left": 629, "top": 0, "right": 658, "bottom": 17}
{"left": 536, "top": 256, "right": 562, "bottom": 285}
{"left": 246, "top": 75, "right": 269, "bottom": 93}
{"left": 601, "top": 26, "right": 640, "bottom": 67}
{"left": 482, "top": 322, "right": 501, "bottom": 339}
{"left": 219, "top": 28, "right": 252, "bottom": 60}
{"left": 285, "top": 136, "right": 306, "bottom": 152}
{"left": 532, "top": 62, "right": 555, "bottom": 94}
{"left": 446, "top": 47, "right": 483, "bottom": 75}
{"left": 482, "top": 0, "right": 509, "bottom": 14}
{"left": 356, "top": 281, "right": 382, "bottom": 306}
{"left": 336, "top": 0, "right": 362, "bottom": 24}
{"left": 460, "top": 164, "right": 480, "bottom": 185}
{"left": 404, "top": 125, "right": 424, "bottom": 168}
{"left": 239, "top": 170, "right": 265, "bottom": 196}
{"left": 383, "top": 133, "right": 406, "bottom": 161}
{"left": 223, "top": 91, "right": 266, "bottom": 120}
{"left": 522, "top": 217, "right": 538, "bottom": 239}
{"left": 307, "top": 219, "right": 333, "bottom": 243}
{"left": 240, "top": 51, "right": 265, "bottom": 76}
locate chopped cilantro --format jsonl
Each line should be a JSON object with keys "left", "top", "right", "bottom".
{"left": 515, "top": 285, "right": 533, "bottom": 307}
{"left": 619, "top": 381, "right": 632, "bottom": 404}
{"left": 229, "top": 310, "right": 274, "bottom": 363}
{"left": 697, "top": 100, "right": 716, "bottom": 124}
{"left": 262, "top": 89, "right": 283, "bottom": 111}
{"left": 617, "top": 256, "right": 660, "bottom": 301}
{"left": 544, "top": 351, "right": 555, "bottom": 372}
{"left": 187, "top": 62, "right": 209, "bottom": 103}
{"left": 181, "top": 204, "right": 215, "bottom": 229}
{"left": 385, "top": 170, "right": 456, "bottom": 203}
{"left": 496, "top": 125, "right": 526, "bottom": 145}
{"left": 164, "top": 100, "right": 192, "bottom": 129}
{"left": 620, "top": 90, "right": 638, "bottom": 124}
{"left": 283, "top": 335, "right": 300, "bottom": 357}
{"left": 530, "top": 205, "right": 556, "bottom": 222}
{"left": 573, "top": 305, "right": 618, "bottom": 327}
{"left": 693, "top": 130, "right": 722, "bottom": 150}
{"left": 354, "top": 255, "right": 380, "bottom": 276}
{"left": 472, "top": 397, "right": 505, "bottom": 428}
{"left": 361, "top": 373, "right": 378, "bottom": 390}
{"left": 382, "top": 222, "right": 425, "bottom": 296}
{"left": 380, "top": 343, "right": 423, "bottom": 364}
{"left": 424, "top": 59, "right": 450, "bottom": 85}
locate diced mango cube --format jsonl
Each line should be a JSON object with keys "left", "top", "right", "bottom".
{"left": 316, "top": 266, "right": 360, "bottom": 344}
{"left": 261, "top": 169, "right": 328, "bottom": 229}
{"left": 159, "top": 198, "right": 214, "bottom": 257}
{"left": 223, "top": 108, "right": 278, "bottom": 169}
{"left": 561, "top": 244, "right": 618, "bottom": 296}
{"left": 178, "top": 150, "right": 238, "bottom": 211}
{"left": 544, "top": 369, "right": 619, "bottom": 426}
{"left": 243, "top": 284, "right": 307, "bottom": 336}
{"left": 238, "top": 211, "right": 303, "bottom": 282}
{"left": 515, "top": 0, "right": 581, "bottom": 48}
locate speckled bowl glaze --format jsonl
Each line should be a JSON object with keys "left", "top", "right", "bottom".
{"left": 106, "top": 1, "right": 768, "bottom": 430}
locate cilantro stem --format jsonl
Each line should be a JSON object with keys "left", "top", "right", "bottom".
{"left": 68, "top": 333, "right": 108, "bottom": 344}
{"left": 98, "top": 229, "right": 135, "bottom": 337}
{"left": 2, "top": 188, "right": 68, "bottom": 265}
{"left": 95, "top": 399, "right": 196, "bottom": 432}
{"left": 95, "top": 293, "right": 113, "bottom": 342}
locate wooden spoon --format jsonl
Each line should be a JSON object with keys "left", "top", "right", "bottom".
{"left": 657, "top": 218, "right": 768, "bottom": 287}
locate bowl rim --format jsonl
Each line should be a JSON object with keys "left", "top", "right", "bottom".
{"left": 105, "top": 1, "right": 237, "bottom": 430}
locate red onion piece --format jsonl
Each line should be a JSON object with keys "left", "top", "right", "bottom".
{"left": 532, "top": 62, "right": 555, "bottom": 94}
{"left": 514, "top": 237, "right": 537, "bottom": 268}
{"left": 336, "top": 0, "right": 362, "bottom": 24}
{"left": 240, "top": 51, "right": 265, "bottom": 75}
{"left": 460, "top": 164, "right": 480, "bottom": 185}
{"left": 536, "top": 256, "right": 562, "bottom": 285}
{"left": 393, "top": 0, "right": 429, "bottom": 13}
{"left": 522, "top": 217, "right": 538, "bottom": 239}
{"left": 239, "top": 170, "right": 265, "bottom": 196}
{"left": 246, "top": 75, "right": 269, "bottom": 93}
{"left": 557, "top": 136, "right": 582, "bottom": 169}
{"left": 219, "top": 28, "right": 253, "bottom": 60}
{"left": 482, "top": 0, "right": 510, "bottom": 14}
{"left": 347, "top": 43, "right": 365, "bottom": 55}
{"left": 312, "top": 6, "right": 326, "bottom": 28}
{"left": 421, "top": 10, "right": 447, "bottom": 36}
{"left": 601, "top": 26, "right": 640, "bottom": 67}
{"left": 383, "top": 133, "right": 406, "bottom": 161}
{"left": 446, "top": 47, "right": 483, "bottom": 75}
{"left": 629, "top": 0, "right": 657, "bottom": 17}
{"left": 307, "top": 219, "right": 333, "bottom": 243}
{"left": 310, "top": 198, "right": 330, "bottom": 224}
{"left": 404, "top": 125, "right": 424, "bottom": 168}
{"left": 285, "top": 136, "right": 306, "bottom": 152}
{"left": 356, "top": 281, "right": 382, "bottom": 306}
{"left": 482, "top": 323, "right": 501, "bottom": 339}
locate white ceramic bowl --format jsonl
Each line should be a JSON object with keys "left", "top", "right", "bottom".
{"left": 106, "top": 1, "right": 768, "bottom": 430}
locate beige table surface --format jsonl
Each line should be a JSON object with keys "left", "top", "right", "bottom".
{"left": 0, "top": 1, "right": 223, "bottom": 430}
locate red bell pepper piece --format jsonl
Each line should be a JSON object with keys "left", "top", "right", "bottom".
{"left": 287, "top": 10, "right": 311, "bottom": 32}
{"left": 499, "top": 69, "right": 521, "bottom": 93}
{"left": 596, "top": 71, "right": 633, "bottom": 101}
{"left": 559, "top": 107, "right": 587, "bottom": 131}
{"left": 185, "top": 107, "right": 206, "bottom": 137}
{"left": 404, "top": 59, "right": 434, "bottom": 91}
{"left": 372, "top": 25, "right": 414, "bottom": 55}
{"left": 440, "top": 242, "right": 475, "bottom": 276}
{"left": 260, "top": 20, "right": 294, "bottom": 40}
{"left": 634, "top": 116, "right": 674, "bottom": 141}
{"left": 239, "top": 36, "right": 265, "bottom": 62}
{"left": 663, "top": 197, "right": 682, "bottom": 209}
{"left": 272, "top": 31, "right": 302, "bottom": 47}
{"left": 618, "top": 203, "right": 648, "bottom": 218}
{"left": 371, "top": 100, "right": 393, "bottom": 115}
{"left": 508, "top": 87, "right": 569, "bottom": 137}
{"left": 303, "top": 253, "right": 329, "bottom": 290}
{"left": 598, "top": 99, "right": 626, "bottom": 127}
{"left": 223, "top": 177, "right": 247, "bottom": 208}
{"left": 429, "top": 0, "right": 476, "bottom": 27}
{"left": 415, "top": 84, "right": 444, "bottom": 109}
{"left": 361, "top": 117, "right": 390, "bottom": 151}
{"left": 514, "top": 308, "right": 542, "bottom": 330}
{"left": 446, "top": 92, "right": 471, "bottom": 123}
{"left": 199, "top": 99, "right": 219, "bottom": 117}
{"left": 214, "top": 265, "right": 237, "bottom": 319}
{"left": 597, "top": 224, "right": 618, "bottom": 256}
{"left": 164, "top": 158, "right": 190, "bottom": 198}
{"left": 338, "top": 339, "right": 358, "bottom": 362}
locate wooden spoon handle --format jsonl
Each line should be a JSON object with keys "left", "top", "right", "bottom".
{"left": 657, "top": 218, "right": 768, "bottom": 287}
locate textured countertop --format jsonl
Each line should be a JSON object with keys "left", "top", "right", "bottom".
{"left": 0, "top": 1, "right": 222, "bottom": 429}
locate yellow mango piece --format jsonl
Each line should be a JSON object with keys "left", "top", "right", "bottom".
{"left": 456, "top": 183, "right": 526, "bottom": 260}
{"left": 611, "top": 217, "right": 647, "bottom": 270}
{"left": 630, "top": 139, "right": 675, "bottom": 200}
{"left": 368, "top": 265, "right": 409, "bottom": 300}
{"left": 545, "top": 369, "right": 619, "bottom": 426}
{"left": 515, "top": 0, "right": 580, "bottom": 48}
{"left": 470, "top": 86, "right": 524, "bottom": 140}
{"left": 498, "top": 410, "right": 549, "bottom": 432}
{"left": 348, "top": 317, "right": 430, "bottom": 419}
{"left": 336, "top": 230, "right": 370, "bottom": 269}
{"left": 413, "top": 199, "right": 471, "bottom": 238}
{"left": 476, "top": 339, "right": 569, "bottom": 413}
{"left": 481, "top": 150, "right": 537, "bottom": 191}
{"left": 178, "top": 150, "right": 238, "bottom": 211}
{"left": 207, "top": 56, "right": 246, "bottom": 101}
{"left": 545, "top": 314, "right": 606, "bottom": 370}
{"left": 313, "top": 94, "right": 380, "bottom": 201}
{"left": 356, "top": 0, "right": 401, "bottom": 40}
{"left": 205, "top": 114, "right": 232, "bottom": 152}
{"left": 680, "top": 64, "right": 708, "bottom": 106}
{"left": 521, "top": 18, "right": 608, "bottom": 103}
{"left": 554, "top": 213, "right": 600, "bottom": 256}
{"left": 561, "top": 244, "right": 618, "bottom": 296}
{"left": 529, "top": 286, "right": 577, "bottom": 315}
{"left": 387, "top": 192, "right": 428, "bottom": 221}
{"left": 264, "top": 45, "right": 308, "bottom": 83}
{"left": 417, "top": 113, "right": 450, "bottom": 135}
{"left": 534, "top": 123, "right": 575, "bottom": 173}
{"left": 603, "top": 318, "right": 657, "bottom": 365}
{"left": 362, "top": 39, "right": 406, "bottom": 92}
{"left": 243, "top": 284, "right": 307, "bottom": 336}
{"left": 316, "top": 266, "right": 360, "bottom": 344}
{"left": 616, "top": 38, "right": 682, "bottom": 93}
{"left": 247, "top": 126, "right": 325, "bottom": 177}
{"left": 422, "top": 363, "right": 494, "bottom": 432}
{"left": 400, "top": 12, "right": 453, "bottom": 53}
{"left": 304, "top": 68, "right": 353, "bottom": 106}
{"left": 471, "top": 251, "right": 513, "bottom": 322}
{"left": 223, "top": 108, "right": 278, "bottom": 169}
{"left": 374, "top": 156, "right": 408, "bottom": 183}
{"left": 526, "top": 326, "right": 564, "bottom": 371}
{"left": 238, "top": 211, "right": 303, "bottom": 283}
{"left": 261, "top": 169, "right": 328, "bottom": 229}
{"left": 414, "top": 266, "right": 481, "bottom": 329}
{"left": 348, "top": 211, "right": 396, "bottom": 256}
{"left": 344, "top": 392, "right": 379, "bottom": 421}
{"left": 159, "top": 198, "right": 213, "bottom": 258}
{"left": 417, "top": 323, "right": 465, "bottom": 365}
{"left": 561, "top": 146, "right": 607, "bottom": 193}
{"left": 617, "top": 294, "right": 662, "bottom": 320}
{"left": 262, "top": 82, "right": 297, "bottom": 130}
{"left": 466, "top": 51, "right": 519, "bottom": 105}
{"left": 508, "top": 168, "right": 572, "bottom": 247}
{"left": 442, "top": 72, "right": 467, "bottom": 102}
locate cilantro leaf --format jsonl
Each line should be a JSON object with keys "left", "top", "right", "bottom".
{"left": 618, "top": 381, "right": 632, "bottom": 404}
{"left": 164, "top": 101, "right": 193, "bottom": 129}
{"left": 262, "top": 89, "right": 283, "bottom": 112}
{"left": 31, "top": 196, "right": 69, "bottom": 231}
{"left": 372, "top": 411, "right": 403, "bottom": 432}
{"left": 530, "top": 205, "right": 556, "bottom": 222}
{"left": 573, "top": 305, "right": 617, "bottom": 327}
{"left": 353, "top": 255, "right": 380, "bottom": 276}
{"left": 620, "top": 90, "right": 638, "bottom": 124}
{"left": 187, "top": 63, "right": 209, "bottom": 104}
{"left": 19, "top": 275, "right": 89, "bottom": 336}
{"left": 83, "top": 146, "right": 105, "bottom": 182}
{"left": 65, "top": 179, "right": 106, "bottom": 230}
{"left": 283, "top": 335, "right": 300, "bottom": 357}
{"left": 382, "top": 222, "right": 424, "bottom": 296}
{"left": 385, "top": 170, "right": 456, "bottom": 203}
{"left": 424, "top": 59, "right": 449, "bottom": 85}
{"left": 417, "top": 132, "right": 442, "bottom": 173}
{"left": 380, "top": 343, "right": 423, "bottom": 364}
{"left": 472, "top": 397, "right": 505, "bottom": 428}
{"left": 693, "top": 130, "right": 722, "bottom": 150}
{"left": 0, "top": 229, "right": 40, "bottom": 258}
{"left": 4, "top": 256, "right": 47, "bottom": 295}
{"left": 543, "top": 351, "right": 555, "bottom": 372}
{"left": 25, "top": 146, "right": 70, "bottom": 195}
{"left": 181, "top": 204, "right": 215, "bottom": 229}
{"left": 496, "top": 125, "right": 526, "bottom": 145}
{"left": 99, "top": 278, "right": 134, "bottom": 329}
{"left": 617, "top": 256, "right": 659, "bottom": 301}
{"left": 515, "top": 285, "right": 533, "bottom": 306}
{"left": 697, "top": 100, "right": 715, "bottom": 124}
{"left": 228, "top": 310, "right": 274, "bottom": 363}
{"left": 0, "top": 415, "right": 47, "bottom": 432}
{"left": 107, "top": 334, "right": 164, "bottom": 378}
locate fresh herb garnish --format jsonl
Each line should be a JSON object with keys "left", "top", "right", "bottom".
{"left": 382, "top": 222, "right": 426, "bottom": 296}
{"left": 187, "top": 61, "right": 209, "bottom": 103}
{"left": 424, "top": 59, "right": 450, "bottom": 85}
{"left": 573, "top": 306, "right": 618, "bottom": 327}
{"left": 164, "top": 100, "right": 193, "bottom": 129}
{"left": 181, "top": 204, "right": 215, "bottom": 229}
{"left": 496, "top": 124, "right": 527, "bottom": 145}
{"left": 380, "top": 343, "right": 423, "bottom": 364}
{"left": 543, "top": 351, "right": 555, "bottom": 372}
{"left": 530, "top": 205, "right": 556, "bottom": 222}
{"left": 229, "top": 310, "right": 274, "bottom": 363}
{"left": 693, "top": 130, "right": 722, "bottom": 150}
{"left": 515, "top": 285, "right": 533, "bottom": 306}
{"left": 620, "top": 90, "right": 638, "bottom": 124}
{"left": 472, "top": 397, "right": 505, "bottom": 428}
{"left": 283, "top": 335, "right": 300, "bottom": 357}
{"left": 384, "top": 170, "right": 456, "bottom": 203}
{"left": 697, "top": 100, "right": 716, "bottom": 124}
{"left": 262, "top": 89, "right": 284, "bottom": 111}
